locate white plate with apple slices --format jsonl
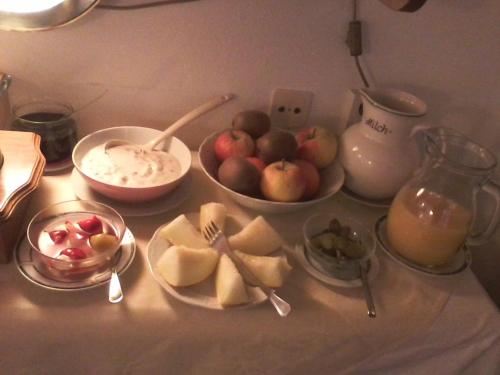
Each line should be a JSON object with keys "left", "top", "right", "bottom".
{"left": 147, "top": 206, "right": 292, "bottom": 310}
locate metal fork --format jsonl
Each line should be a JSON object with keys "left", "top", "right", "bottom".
{"left": 203, "top": 221, "right": 291, "bottom": 317}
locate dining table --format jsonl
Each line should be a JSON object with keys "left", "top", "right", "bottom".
{"left": 1, "top": 151, "right": 499, "bottom": 375}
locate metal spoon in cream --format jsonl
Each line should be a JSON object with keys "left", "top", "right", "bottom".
{"left": 103, "top": 94, "right": 234, "bottom": 154}
{"left": 81, "top": 94, "right": 234, "bottom": 187}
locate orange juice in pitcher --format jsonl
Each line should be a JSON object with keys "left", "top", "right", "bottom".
{"left": 387, "top": 187, "right": 472, "bottom": 266}
{"left": 386, "top": 127, "right": 500, "bottom": 266}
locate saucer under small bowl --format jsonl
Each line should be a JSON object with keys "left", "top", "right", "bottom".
{"left": 302, "top": 213, "right": 376, "bottom": 283}
{"left": 340, "top": 186, "right": 392, "bottom": 208}
{"left": 292, "top": 244, "right": 379, "bottom": 288}
{"left": 15, "top": 228, "right": 136, "bottom": 291}
{"left": 374, "top": 215, "right": 471, "bottom": 277}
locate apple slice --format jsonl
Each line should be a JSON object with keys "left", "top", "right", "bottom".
{"left": 199, "top": 202, "right": 227, "bottom": 232}
{"left": 215, "top": 254, "right": 249, "bottom": 306}
{"left": 157, "top": 245, "right": 219, "bottom": 287}
{"left": 234, "top": 250, "right": 292, "bottom": 288}
{"left": 159, "top": 214, "right": 209, "bottom": 249}
{"left": 228, "top": 216, "right": 284, "bottom": 255}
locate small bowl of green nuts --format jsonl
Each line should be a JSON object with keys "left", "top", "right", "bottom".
{"left": 303, "top": 213, "right": 375, "bottom": 280}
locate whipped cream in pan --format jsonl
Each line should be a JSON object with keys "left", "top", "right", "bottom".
{"left": 81, "top": 144, "right": 181, "bottom": 187}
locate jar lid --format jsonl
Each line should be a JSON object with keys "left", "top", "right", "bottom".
{"left": 0, "top": 130, "right": 45, "bottom": 221}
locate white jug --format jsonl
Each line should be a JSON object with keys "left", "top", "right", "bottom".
{"left": 338, "top": 88, "right": 427, "bottom": 200}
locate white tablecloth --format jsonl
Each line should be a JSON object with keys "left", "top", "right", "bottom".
{"left": 1, "top": 153, "right": 499, "bottom": 375}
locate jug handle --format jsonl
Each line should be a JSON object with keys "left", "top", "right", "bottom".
{"left": 468, "top": 180, "right": 500, "bottom": 246}
{"left": 410, "top": 123, "right": 431, "bottom": 138}
{"left": 0, "top": 73, "right": 11, "bottom": 94}
{"left": 340, "top": 89, "right": 363, "bottom": 129}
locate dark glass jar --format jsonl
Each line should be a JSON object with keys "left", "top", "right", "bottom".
{"left": 11, "top": 100, "right": 77, "bottom": 163}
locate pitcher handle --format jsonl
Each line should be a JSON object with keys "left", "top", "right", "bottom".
{"left": 340, "top": 89, "right": 363, "bottom": 129}
{"left": 0, "top": 73, "right": 11, "bottom": 95}
{"left": 410, "top": 123, "right": 431, "bottom": 138}
{"left": 468, "top": 179, "right": 500, "bottom": 246}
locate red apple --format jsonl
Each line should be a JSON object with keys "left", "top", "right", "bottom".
{"left": 260, "top": 160, "right": 306, "bottom": 202}
{"left": 296, "top": 126, "right": 338, "bottom": 169}
{"left": 214, "top": 129, "right": 255, "bottom": 162}
{"left": 218, "top": 157, "right": 261, "bottom": 196}
{"left": 293, "top": 159, "right": 320, "bottom": 200}
{"left": 245, "top": 157, "right": 266, "bottom": 173}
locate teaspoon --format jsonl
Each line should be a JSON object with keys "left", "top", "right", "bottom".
{"left": 108, "top": 267, "right": 123, "bottom": 303}
{"left": 359, "top": 261, "right": 376, "bottom": 318}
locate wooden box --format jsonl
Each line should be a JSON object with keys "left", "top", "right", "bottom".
{"left": 0, "top": 130, "right": 45, "bottom": 263}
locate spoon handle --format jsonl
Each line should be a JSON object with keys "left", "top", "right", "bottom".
{"left": 359, "top": 263, "right": 376, "bottom": 318}
{"left": 108, "top": 268, "right": 123, "bottom": 303}
{"left": 145, "top": 94, "right": 235, "bottom": 151}
{"left": 269, "top": 292, "right": 292, "bottom": 317}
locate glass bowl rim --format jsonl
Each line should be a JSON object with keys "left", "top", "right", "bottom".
{"left": 26, "top": 199, "right": 126, "bottom": 264}
{"left": 303, "top": 213, "right": 376, "bottom": 264}
{"left": 12, "top": 99, "right": 74, "bottom": 124}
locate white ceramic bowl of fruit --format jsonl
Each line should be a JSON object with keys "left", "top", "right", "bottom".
{"left": 26, "top": 200, "right": 126, "bottom": 282}
{"left": 198, "top": 111, "right": 345, "bottom": 214}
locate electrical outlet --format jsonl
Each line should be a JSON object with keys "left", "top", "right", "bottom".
{"left": 269, "top": 88, "right": 313, "bottom": 130}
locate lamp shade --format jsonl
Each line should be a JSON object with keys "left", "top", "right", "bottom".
{"left": 377, "top": 0, "right": 428, "bottom": 12}
{"left": 0, "top": 0, "right": 99, "bottom": 31}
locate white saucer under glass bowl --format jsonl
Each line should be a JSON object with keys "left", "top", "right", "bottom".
{"left": 71, "top": 168, "right": 191, "bottom": 217}
{"left": 374, "top": 215, "right": 471, "bottom": 277}
{"left": 15, "top": 228, "right": 136, "bottom": 291}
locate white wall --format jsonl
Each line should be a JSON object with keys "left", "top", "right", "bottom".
{"left": 1, "top": 0, "right": 500, "bottom": 296}
{"left": 1, "top": 0, "right": 498, "bottom": 148}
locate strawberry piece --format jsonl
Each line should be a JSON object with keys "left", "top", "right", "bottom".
{"left": 65, "top": 221, "right": 89, "bottom": 237}
{"left": 48, "top": 230, "right": 67, "bottom": 244}
{"left": 59, "top": 248, "right": 87, "bottom": 260}
{"left": 77, "top": 216, "right": 103, "bottom": 234}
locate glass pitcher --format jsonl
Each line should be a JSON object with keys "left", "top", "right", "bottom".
{"left": 386, "top": 127, "right": 500, "bottom": 266}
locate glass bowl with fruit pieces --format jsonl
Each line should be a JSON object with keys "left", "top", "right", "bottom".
{"left": 303, "top": 213, "right": 375, "bottom": 280}
{"left": 27, "top": 200, "right": 126, "bottom": 282}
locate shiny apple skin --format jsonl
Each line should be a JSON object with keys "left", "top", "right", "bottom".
{"left": 296, "top": 126, "right": 338, "bottom": 169}
{"left": 292, "top": 159, "right": 320, "bottom": 200}
{"left": 246, "top": 157, "right": 266, "bottom": 173}
{"left": 214, "top": 129, "right": 255, "bottom": 162}
{"left": 260, "top": 161, "right": 306, "bottom": 202}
